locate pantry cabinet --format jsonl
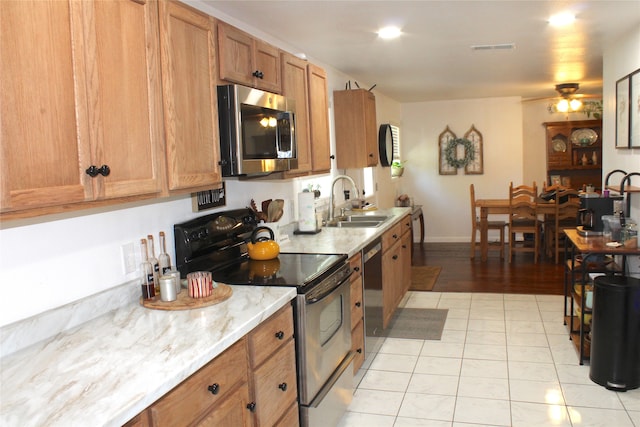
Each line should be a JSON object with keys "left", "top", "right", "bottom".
{"left": 1, "top": 0, "right": 164, "bottom": 215}
{"left": 158, "top": 0, "right": 222, "bottom": 192}
{"left": 126, "top": 304, "right": 298, "bottom": 427}
{"left": 349, "top": 253, "right": 365, "bottom": 374}
{"left": 333, "top": 89, "right": 378, "bottom": 169}
{"left": 544, "top": 120, "right": 602, "bottom": 190}
{"left": 217, "top": 21, "right": 282, "bottom": 93}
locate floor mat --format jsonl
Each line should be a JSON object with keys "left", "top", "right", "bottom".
{"left": 365, "top": 308, "right": 448, "bottom": 340}
{"left": 409, "top": 266, "right": 442, "bottom": 291}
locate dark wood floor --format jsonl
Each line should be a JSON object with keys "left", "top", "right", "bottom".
{"left": 412, "top": 242, "right": 566, "bottom": 295}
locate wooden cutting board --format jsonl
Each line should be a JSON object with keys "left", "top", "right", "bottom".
{"left": 140, "top": 283, "right": 233, "bottom": 311}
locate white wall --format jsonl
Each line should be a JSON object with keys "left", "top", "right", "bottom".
{"left": 400, "top": 97, "right": 524, "bottom": 242}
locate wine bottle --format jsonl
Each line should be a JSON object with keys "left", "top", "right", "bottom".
{"left": 147, "top": 234, "right": 160, "bottom": 296}
{"left": 140, "top": 238, "right": 155, "bottom": 299}
{"left": 158, "top": 231, "right": 172, "bottom": 275}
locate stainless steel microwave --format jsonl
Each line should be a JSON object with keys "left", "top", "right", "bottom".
{"left": 217, "top": 84, "right": 297, "bottom": 177}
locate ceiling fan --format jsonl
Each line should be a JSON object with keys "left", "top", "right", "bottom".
{"left": 524, "top": 83, "right": 602, "bottom": 116}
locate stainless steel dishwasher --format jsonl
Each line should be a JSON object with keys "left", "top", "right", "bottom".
{"left": 362, "top": 238, "right": 383, "bottom": 336}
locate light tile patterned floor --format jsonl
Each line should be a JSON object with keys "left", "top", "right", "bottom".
{"left": 338, "top": 292, "right": 640, "bottom": 427}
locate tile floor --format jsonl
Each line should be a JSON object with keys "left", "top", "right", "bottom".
{"left": 338, "top": 291, "right": 640, "bottom": 427}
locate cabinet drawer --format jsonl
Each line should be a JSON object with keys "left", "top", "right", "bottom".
{"left": 382, "top": 222, "right": 402, "bottom": 252}
{"left": 149, "top": 337, "right": 248, "bottom": 426}
{"left": 249, "top": 304, "right": 294, "bottom": 368}
{"left": 252, "top": 339, "right": 298, "bottom": 427}
{"left": 350, "top": 273, "right": 363, "bottom": 329}
{"left": 349, "top": 252, "right": 362, "bottom": 277}
{"left": 400, "top": 214, "right": 412, "bottom": 236}
{"left": 351, "top": 319, "right": 365, "bottom": 374}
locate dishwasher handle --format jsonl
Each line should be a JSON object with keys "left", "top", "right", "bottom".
{"left": 363, "top": 241, "right": 381, "bottom": 263}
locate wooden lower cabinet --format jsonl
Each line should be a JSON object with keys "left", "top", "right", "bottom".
{"left": 349, "top": 253, "right": 365, "bottom": 373}
{"left": 381, "top": 215, "right": 413, "bottom": 328}
{"left": 125, "top": 304, "right": 297, "bottom": 427}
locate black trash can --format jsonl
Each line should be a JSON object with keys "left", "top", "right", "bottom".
{"left": 589, "top": 275, "right": 640, "bottom": 391}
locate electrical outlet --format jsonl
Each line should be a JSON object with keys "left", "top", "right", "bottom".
{"left": 121, "top": 242, "right": 136, "bottom": 275}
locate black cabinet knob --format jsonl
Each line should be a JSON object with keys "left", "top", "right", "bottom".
{"left": 278, "top": 382, "right": 287, "bottom": 392}
{"left": 85, "top": 164, "right": 110, "bottom": 177}
{"left": 355, "top": 301, "right": 361, "bottom": 307}
{"left": 275, "top": 330, "right": 285, "bottom": 340}
{"left": 330, "top": 155, "right": 335, "bottom": 160}
{"left": 252, "top": 70, "right": 264, "bottom": 79}
{"left": 247, "top": 402, "right": 256, "bottom": 412}
{"left": 392, "top": 255, "right": 398, "bottom": 260}
{"left": 393, "top": 234, "right": 398, "bottom": 239}
{"left": 207, "top": 383, "right": 219, "bottom": 395}
{"left": 353, "top": 266, "right": 360, "bottom": 272}
{"left": 357, "top": 348, "right": 363, "bottom": 354}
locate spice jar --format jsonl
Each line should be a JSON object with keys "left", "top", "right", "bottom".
{"left": 159, "top": 275, "right": 177, "bottom": 302}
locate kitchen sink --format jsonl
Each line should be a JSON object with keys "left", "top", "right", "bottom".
{"left": 325, "top": 214, "right": 391, "bottom": 228}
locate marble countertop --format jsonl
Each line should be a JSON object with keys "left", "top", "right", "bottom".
{"left": 279, "top": 207, "right": 412, "bottom": 257}
{"left": 0, "top": 207, "right": 412, "bottom": 426}
{"left": 0, "top": 285, "right": 296, "bottom": 426}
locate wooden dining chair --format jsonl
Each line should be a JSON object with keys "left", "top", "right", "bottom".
{"left": 546, "top": 188, "right": 580, "bottom": 263}
{"left": 508, "top": 182, "right": 539, "bottom": 263}
{"left": 470, "top": 184, "right": 507, "bottom": 259}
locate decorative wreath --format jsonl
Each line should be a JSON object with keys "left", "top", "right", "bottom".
{"left": 445, "top": 138, "right": 475, "bottom": 168}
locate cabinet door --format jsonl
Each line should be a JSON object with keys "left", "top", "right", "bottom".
{"left": 253, "top": 40, "right": 281, "bottom": 93}
{"left": 334, "top": 89, "right": 378, "bottom": 169}
{"left": 252, "top": 339, "right": 298, "bottom": 427}
{"left": 84, "top": 0, "right": 164, "bottom": 199}
{"left": 149, "top": 338, "right": 249, "bottom": 426}
{"left": 281, "top": 52, "right": 312, "bottom": 175}
{"left": 1, "top": 0, "right": 93, "bottom": 211}
{"left": 401, "top": 230, "right": 412, "bottom": 294}
{"left": 307, "top": 64, "right": 331, "bottom": 173}
{"left": 382, "top": 240, "right": 403, "bottom": 328}
{"left": 351, "top": 319, "right": 365, "bottom": 374}
{"left": 217, "top": 21, "right": 254, "bottom": 86}
{"left": 159, "top": 1, "right": 222, "bottom": 191}
{"left": 195, "top": 385, "right": 253, "bottom": 427}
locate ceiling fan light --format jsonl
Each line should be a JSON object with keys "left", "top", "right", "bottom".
{"left": 556, "top": 99, "right": 570, "bottom": 112}
{"left": 377, "top": 26, "right": 401, "bottom": 39}
{"left": 570, "top": 99, "right": 582, "bottom": 111}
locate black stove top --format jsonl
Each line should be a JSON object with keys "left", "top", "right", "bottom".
{"left": 174, "top": 209, "right": 347, "bottom": 292}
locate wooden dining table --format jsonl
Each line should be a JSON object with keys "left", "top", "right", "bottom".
{"left": 475, "top": 198, "right": 556, "bottom": 261}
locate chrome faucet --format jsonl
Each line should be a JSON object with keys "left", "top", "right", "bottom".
{"left": 328, "top": 175, "right": 360, "bottom": 221}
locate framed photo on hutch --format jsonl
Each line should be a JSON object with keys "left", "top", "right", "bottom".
{"left": 616, "top": 74, "right": 630, "bottom": 148}
{"left": 630, "top": 68, "right": 640, "bottom": 148}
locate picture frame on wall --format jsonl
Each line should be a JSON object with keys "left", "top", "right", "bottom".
{"left": 616, "top": 75, "right": 630, "bottom": 148}
{"left": 550, "top": 175, "right": 561, "bottom": 186}
{"left": 438, "top": 126, "right": 458, "bottom": 175}
{"left": 630, "top": 68, "right": 640, "bottom": 148}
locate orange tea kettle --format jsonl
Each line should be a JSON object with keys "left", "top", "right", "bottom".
{"left": 247, "top": 226, "right": 280, "bottom": 260}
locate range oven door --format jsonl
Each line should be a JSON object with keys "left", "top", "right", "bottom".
{"left": 296, "top": 273, "right": 352, "bottom": 412}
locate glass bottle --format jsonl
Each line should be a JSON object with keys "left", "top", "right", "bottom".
{"left": 140, "top": 238, "right": 155, "bottom": 299}
{"left": 158, "top": 231, "right": 172, "bottom": 275}
{"left": 147, "top": 234, "right": 160, "bottom": 295}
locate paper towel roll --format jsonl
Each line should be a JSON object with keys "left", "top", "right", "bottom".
{"left": 298, "top": 192, "right": 317, "bottom": 232}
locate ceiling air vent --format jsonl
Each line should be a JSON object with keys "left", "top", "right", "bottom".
{"left": 470, "top": 43, "right": 516, "bottom": 51}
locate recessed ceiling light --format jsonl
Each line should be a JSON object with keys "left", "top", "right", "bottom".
{"left": 548, "top": 12, "right": 576, "bottom": 27}
{"left": 377, "top": 26, "right": 401, "bottom": 39}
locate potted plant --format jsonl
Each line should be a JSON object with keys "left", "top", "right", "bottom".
{"left": 391, "top": 160, "right": 405, "bottom": 177}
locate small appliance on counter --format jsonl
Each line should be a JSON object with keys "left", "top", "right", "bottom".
{"left": 295, "top": 191, "right": 321, "bottom": 234}
{"left": 577, "top": 194, "right": 623, "bottom": 237}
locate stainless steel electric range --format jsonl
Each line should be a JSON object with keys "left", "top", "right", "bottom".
{"left": 174, "top": 208, "right": 354, "bottom": 427}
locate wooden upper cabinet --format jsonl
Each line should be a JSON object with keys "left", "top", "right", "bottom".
{"left": 0, "top": 0, "right": 164, "bottom": 214}
{"left": 158, "top": 0, "right": 222, "bottom": 192}
{"left": 217, "top": 21, "right": 282, "bottom": 93}
{"left": 281, "top": 52, "right": 312, "bottom": 176}
{"left": 333, "top": 89, "right": 378, "bottom": 169}
{"left": 307, "top": 64, "right": 332, "bottom": 173}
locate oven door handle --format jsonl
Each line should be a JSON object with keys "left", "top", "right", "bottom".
{"left": 306, "top": 274, "right": 351, "bottom": 304}
{"left": 307, "top": 351, "right": 355, "bottom": 408}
